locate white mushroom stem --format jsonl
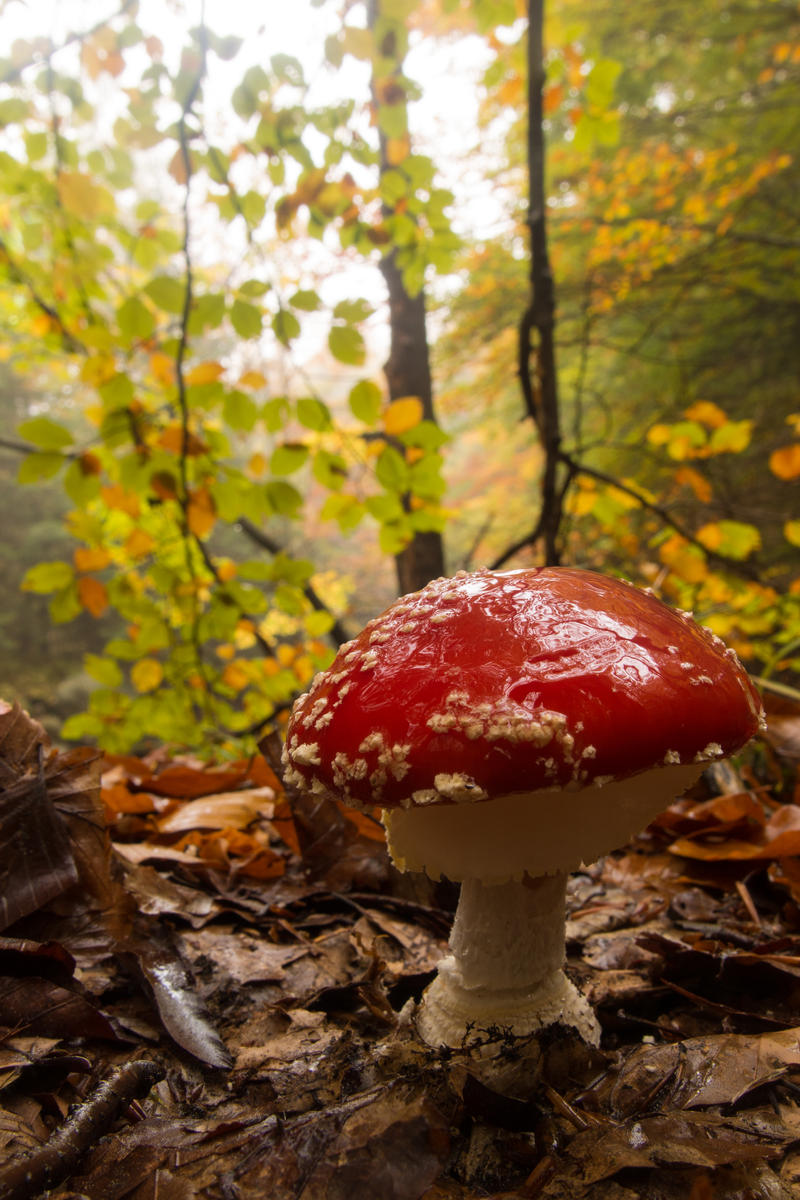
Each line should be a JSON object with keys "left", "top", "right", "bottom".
{"left": 415, "top": 872, "right": 600, "bottom": 1047}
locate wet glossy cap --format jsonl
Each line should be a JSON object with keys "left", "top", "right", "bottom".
{"left": 283, "top": 567, "right": 764, "bottom": 811}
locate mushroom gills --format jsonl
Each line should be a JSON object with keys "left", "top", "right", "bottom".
{"left": 383, "top": 760, "right": 704, "bottom": 885}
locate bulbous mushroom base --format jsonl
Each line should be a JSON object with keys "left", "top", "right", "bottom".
{"left": 415, "top": 961, "right": 601, "bottom": 1049}
{"left": 411, "top": 873, "right": 600, "bottom": 1049}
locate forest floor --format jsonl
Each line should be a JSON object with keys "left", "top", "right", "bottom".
{"left": 2, "top": 696, "right": 800, "bottom": 1200}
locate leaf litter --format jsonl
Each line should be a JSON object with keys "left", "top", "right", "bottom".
{"left": 1, "top": 697, "right": 800, "bottom": 1197}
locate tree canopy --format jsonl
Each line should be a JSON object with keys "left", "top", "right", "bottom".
{"left": 0, "top": 0, "right": 798, "bottom": 753}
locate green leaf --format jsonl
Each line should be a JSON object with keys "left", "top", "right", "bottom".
{"left": 85, "top": 653, "right": 123, "bottom": 687}
{"left": 187, "top": 293, "right": 226, "bottom": 335}
{"left": 263, "top": 396, "right": 291, "bottom": 432}
{"left": 305, "top": 609, "right": 335, "bottom": 636}
{"left": 296, "top": 396, "right": 332, "bottom": 431}
{"left": 320, "top": 493, "right": 365, "bottom": 532}
{"left": 328, "top": 324, "right": 365, "bottom": 366}
{"left": 117, "top": 295, "right": 156, "bottom": 341}
{"left": 22, "top": 561, "right": 75, "bottom": 594}
{"left": 366, "top": 493, "right": 404, "bottom": 522}
{"left": 17, "top": 417, "right": 74, "bottom": 451}
{"left": 17, "top": 452, "right": 64, "bottom": 483}
{"left": 231, "top": 298, "right": 263, "bottom": 339}
{"left": 270, "top": 442, "right": 309, "bottom": 475}
{"left": 290, "top": 288, "right": 321, "bottom": 312}
{"left": 272, "top": 309, "right": 301, "bottom": 345}
{"left": 585, "top": 58, "right": 622, "bottom": 109}
{"left": 223, "top": 390, "right": 259, "bottom": 431}
{"left": 239, "top": 278, "right": 270, "bottom": 298}
{"left": 143, "top": 274, "right": 186, "bottom": 314}
{"left": 99, "top": 373, "right": 135, "bottom": 410}
{"left": 375, "top": 445, "right": 409, "bottom": 492}
{"left": 63, "top": 459, "right": 102, "bottom": 505}
{"left": 265, "top": 480, "right": 303, "bottom": 516}
{"left": 61, "top": 713, "right": 105, "bottom": 741}
{"left": 349, "top": 379, "right": 383, "bottom": 424}
{"left": 400, "top": 419, "right": 449, "bottom": 450}
{"left": 313, "top": 449, "right": 348, "bottom": 490}
{"left": 333, "top": 298, "right": 373, "bottom": 322}
{"left": 379, "top": 169, "right": 408, "bottom": 206}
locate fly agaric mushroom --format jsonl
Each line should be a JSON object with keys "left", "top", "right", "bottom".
{"left": 283, "top": 567, "right": 764, "bottom": 1047}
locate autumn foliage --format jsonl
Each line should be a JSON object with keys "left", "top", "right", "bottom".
{"left": 0, "top": 0, "right": 798, "bottom": 755}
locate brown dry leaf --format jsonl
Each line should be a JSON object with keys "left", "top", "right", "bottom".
{"left": 537, "top": 1110, "right": 786, "bottom": 1198}
{"left": 118, "top": 919, "right": 232, "bottom": 1069}
{"left": 610, "top": 1026, "right": 800, "bottom": 1116}
{"left": 670, "top": 803, "right": 800, "bottom": 860}
{"left": 157, "top": 787, "right": 275, "bottom": 833}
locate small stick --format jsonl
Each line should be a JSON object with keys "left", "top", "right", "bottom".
{"left": 735, "top": 878, "right": 763, "bottom": 927}
{"left": 0, "top": 1059, "right": 165, "bottom": 1200}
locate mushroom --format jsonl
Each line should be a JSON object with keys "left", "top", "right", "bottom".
{"left": 283, "top": 567, "right": 764, "bottom": 1047}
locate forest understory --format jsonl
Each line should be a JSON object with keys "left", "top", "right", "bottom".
{"left": 2, "top": 695, "right": 800, "bottom": 1200}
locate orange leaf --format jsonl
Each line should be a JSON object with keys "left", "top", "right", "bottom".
{"left": 74, "top": 546, "right": 112, "bottom": 572}
{"left": 77, "top": 575, "right": 109, "bottom": 617}
{"left": 125, "top": 529, "right": 156, "bottom": 559}
{"left": 683, "top": 400, "right": 727, "bottom": 429}
{"left": 158, "top": 787, "right": 276, "bottom": 834}
{"left": 159, "top": 424, "right": 208, "bottom": 456}
{"left": 100, "top": 483, "right": 141, "bottom": 517}
{"left": 769, "top": 443, "right": 800, "bottom": 481}
{"left": 149, "top": 352, "right": 176, "bottom": 386}
{"left": 187, "top": 487, "right": 216, "bottom": 537}
{"left": 674, "top": 465, "right": 713, "bottom": 504}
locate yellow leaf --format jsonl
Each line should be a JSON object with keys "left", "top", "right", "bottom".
{"left": 131, "top": 658, "right": 163, "bottom": 693}
{"left": 80, "top": 355, "right": 117, "bottom": 387}
{"left": 217, "top": 559, "right": 237, "bottom": 581}
{"left": 683, "top": 401, "right": 727, "bottom": 429}
{"left": 770, "top": 443, "right": 800, "bottom": 480}
{"left": 77, "top": 575, "right": 109, "bottom": 617}
{"left": 384, "top": 396, "right": 423, "bottom": 435}
{"left": 386, "top": 135, "right": 410, "bottom": 166}
{"left": 786, "top": 413, "right": 800, "bottom": 434}
{"left": 74, "top": 546, "right": 112, "bottom": 572}
{"left": 124, "top": 529, "right": 155, "bottom": 559}
{"left": 239, "top": 370, "right": 267, "bottom": 390}
{"left": 57, "top": 171, "right": 113, "bottom": 219}
{"left": 185, "top": 360, "right": 225, "bottom": 386}
{"left": 708, "top": 419, "right": 753, "bottom": 454}
{"left": 646, "top": 423, "right": 672, "bottom": 447}
{"left": 248, "top": 452, "right": 267, "bottom": 477}
{"left": 149, "top": 352, "right": 175, "bottom": 386}
{"left": 784, "top": 521, "right": 800, "bottom": 548}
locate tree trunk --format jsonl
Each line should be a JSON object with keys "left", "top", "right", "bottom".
{"left": 368, "top": 0, "right": 446, "bottom": 597}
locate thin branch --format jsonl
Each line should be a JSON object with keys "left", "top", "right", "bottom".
{"left": 558, "top": 451, "right": 762, "bottom": 582}
{"left": 0, "top": 1059, "right": 164, "bottom": 1200}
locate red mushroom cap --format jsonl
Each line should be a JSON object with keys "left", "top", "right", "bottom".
{"left": 284, "top": 568, "right": 763, "bottom": 810}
